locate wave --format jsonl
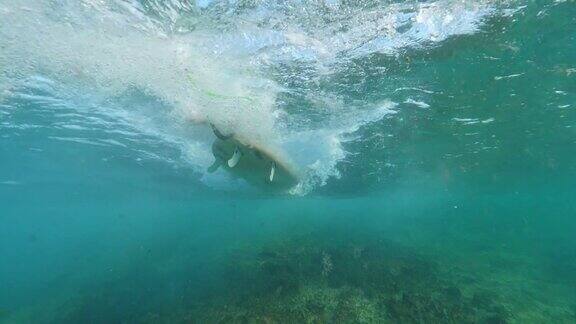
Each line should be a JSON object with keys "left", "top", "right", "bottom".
{"left": 0, "top": 0, "right": 516, "bottom": 194}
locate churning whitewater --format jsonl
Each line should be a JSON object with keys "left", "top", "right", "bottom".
{"left": 0, "top": 0, "right": 513, "bottom": 194}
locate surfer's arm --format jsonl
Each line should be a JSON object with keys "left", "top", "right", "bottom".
{"left": 211, "top": 123, "right": 233, "bottom": 140}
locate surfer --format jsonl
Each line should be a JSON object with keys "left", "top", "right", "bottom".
{"left": 187, "top": 113, "right": 299, "bottom": 189}
{"left": 208, "top": 123, "right": 243, "bottom": 169}
{"left": 208, "top": 123, "right": 298, "bottom": 188}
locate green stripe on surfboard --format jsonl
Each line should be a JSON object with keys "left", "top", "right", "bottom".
{"left": 188, "top": 75, "right": 257, "bottom": 103}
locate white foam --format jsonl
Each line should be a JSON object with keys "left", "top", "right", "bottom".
{"left": 286, "top": 101, "right": 398, "bottom": 195}
{"left": 0, "top": 0, "right": 512, "bottom": 193}
{"left": 405, "top": 99, "right": 431, "bottom": 109}
{"left": 228, "top": 1, "right": 501, "bottom": 65}
{"left": 494, "top": 73, "right": 525, "bottom": 80}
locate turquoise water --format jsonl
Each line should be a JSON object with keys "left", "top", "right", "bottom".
{"left": 1, "top": 0, "right": 575, "bottom": 322}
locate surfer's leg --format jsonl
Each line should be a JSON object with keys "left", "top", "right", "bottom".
{"left": 207, "top": 159, "right": 222, "bottom": 173}
{"left": 228, "top": 146, "right": 242, "bottom": 168}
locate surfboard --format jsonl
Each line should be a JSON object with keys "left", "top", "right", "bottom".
{"left": 208, "top": 129, "right": 300, "bottom": 191}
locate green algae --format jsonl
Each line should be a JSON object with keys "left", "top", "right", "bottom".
{"left": 189, "top": 235, "right": 510, "bottom": 323}
{"left": 34, "top": 215, "right": 576, "bottom": 324}
{"left": 41, "top": 227, "right": 576, "bottom": 324}
{"left": 37, "top": 215, "right": 576, "bottom": 324}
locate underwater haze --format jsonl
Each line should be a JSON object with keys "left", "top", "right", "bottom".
{"left": 1, "top": 0, "right": 576, "bottom": 323}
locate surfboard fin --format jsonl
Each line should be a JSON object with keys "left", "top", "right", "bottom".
{"left": 228, "top": 147, "right": 242, "bottom": 168}
{"left": 269, "top": 162, "right": 276, "bottom": 182}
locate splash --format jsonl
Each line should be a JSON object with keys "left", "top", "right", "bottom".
{"left": 0, "top": 0, "right": 511, "bottom": 193}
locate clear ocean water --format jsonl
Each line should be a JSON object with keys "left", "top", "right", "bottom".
{"left": 1, "top": 1, "right": 575, "bottom": 323}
